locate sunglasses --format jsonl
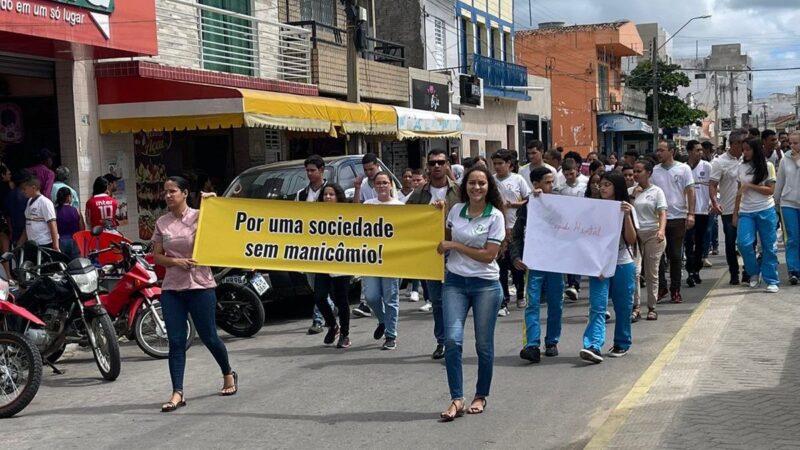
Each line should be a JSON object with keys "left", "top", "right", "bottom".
{"left": 427, "top": 160, "right": 447, "bottom": 166}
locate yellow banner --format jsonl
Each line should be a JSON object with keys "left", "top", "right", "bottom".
{"left": 193, "top": 197, "right": 445, "bottom": 280}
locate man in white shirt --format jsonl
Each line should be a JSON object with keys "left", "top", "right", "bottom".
{"left": 354, "top": 153, "right": 381, "bottom": 203}
{"left": 492, "top": 149, "right": 531, "bottom": 315}
{"left": 683, "top": 140, "right": 712, "bottom": 288}
{"left": 710, "top": 129, "right": 746, "bottom": 284}
{"left": 556, "top": 158, "right": 586, "bottom": 301}
{"left": 519, "top": 140, "right": 557, "bottom": 190}
{"left": 651, "top": 140, "right": 695, "bottom": 304}
{"left": 762, "top": 129, "right": 782, "bottom": 168}
{"left": 543, "top": 149, "right": 567, "bottom": 189}
{"left": 20, "top": 176, "right": 59, "bottom": 251}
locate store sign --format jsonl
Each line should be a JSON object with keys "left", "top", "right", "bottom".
{"left": 411, "top": 79, "right": 450, "bottom": 114}
{"left": 54, "top": 0, "right": 114, "bottom": 14}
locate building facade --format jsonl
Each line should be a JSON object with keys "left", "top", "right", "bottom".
{"left": 516, "top": 21, "right": 646, "bottom": 156}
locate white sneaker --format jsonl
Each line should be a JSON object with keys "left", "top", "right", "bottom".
{"left": 409, "top": 291, "right": 420, "bottom": 302}
{"left": 565, "top": 287, "right": 578, "bottom": 302}
{"left": 497, "top": 306, "right": 510, "bottom": 317}
{"left": 765, "top": 285, "right": 779, "bottom": 293}
{"left": 419, "top": 301, "right": 432, "bottom": 312}
{"left": 749, "top": 279, "right": 760, "bottom": 289}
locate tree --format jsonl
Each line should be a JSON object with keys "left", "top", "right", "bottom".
{"left": 626, "top": 60, "right": 707, "bottom": 129}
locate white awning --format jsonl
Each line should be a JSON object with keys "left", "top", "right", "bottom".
{"left": 393, "top": 106, "right": 462, "bottom": 140}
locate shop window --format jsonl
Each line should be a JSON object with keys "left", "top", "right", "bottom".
{"left": 199, "top": 0, "right": 255, "bottom": 76}
{"left": 301, "top": 0, "right": 336, "bottom": 28}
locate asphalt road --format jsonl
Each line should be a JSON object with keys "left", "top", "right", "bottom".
{"left": 2, "top": 259, "right": 727, "bottom": 450}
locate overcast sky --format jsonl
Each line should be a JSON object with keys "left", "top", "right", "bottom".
{"left": 513, "top": 0, "right": 800, "bottom": 99}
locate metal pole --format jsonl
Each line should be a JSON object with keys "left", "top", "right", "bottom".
{"left": 346, "top": 0, "right": 361, "bottom": 155}
{"left": 729, "top": 71, "right": 735, "bottom": 129}
{"left": 652, "top": 36, "right": 659, "bottom": 150}
{"left": 714, "top": 72, "right": 720, "bottom": 145}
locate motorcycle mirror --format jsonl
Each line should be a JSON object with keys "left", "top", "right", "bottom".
{"left": 91, "top": 225, "right": 104, "bottom": 236}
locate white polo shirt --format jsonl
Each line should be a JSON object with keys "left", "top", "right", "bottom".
{"left": 519, "top": 162, "right": 557, "bottom": 189}
{"left": 651, "top": 161, "right": 694, "bottom": 220}
{"left": 710, "top": 152, "right": 741, "bottom": 215}
{"left": 446, "top": 203, "right": 506, "bottom": 280}
{"left": 557, "top": 181, "right": 586, "bottom": 197}
{"left": 690, "top": 159, "right": 712, "bottom": 215}
{"left": 25, "top": 195, "right": 57, "bottom": 245}
{"left": 494, "top": 172, "right": 531, "bottom": 230}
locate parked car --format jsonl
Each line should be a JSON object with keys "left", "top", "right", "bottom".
{"left": 220, "top": 155, "right": 399, "bottom": 304}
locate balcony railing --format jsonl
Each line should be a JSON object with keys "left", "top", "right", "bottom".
{"left": 288, "top": 20, "right": 406, "bottom": 67}
{"left": 471, "top": 53, "right": 527, "bottom": 92}
{"left": 150, "top": 0, "right": 312, "bottom": 83}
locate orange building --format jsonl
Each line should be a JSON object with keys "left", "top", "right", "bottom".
{"left": 516, "top": 21, "right": 647, "bottom": 156}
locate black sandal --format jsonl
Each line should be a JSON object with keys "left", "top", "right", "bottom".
{"left": 221, "top": 371, "right": 238, "bottom": 396}
{"left": 161, "top": 391, "right": 186, "bottom": 412}
{"left": 439, "top": 399, "right": 465, "bottom": 422}
{"left": 467, "top": 397, "right": 487, "bottom": 414}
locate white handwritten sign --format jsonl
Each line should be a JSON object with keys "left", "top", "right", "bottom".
{"left": 522, "top": 194, "right": 623, "bottom": 278}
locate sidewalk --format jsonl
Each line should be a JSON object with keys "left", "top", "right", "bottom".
{"left": 587, "top": 269, "right": 800, "bottom": 450}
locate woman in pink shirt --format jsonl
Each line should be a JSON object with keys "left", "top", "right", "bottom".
{"left": 152, "top": 176, "right": 237, "bottom": 412}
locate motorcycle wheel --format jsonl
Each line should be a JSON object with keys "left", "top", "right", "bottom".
{"left": 216, "top": 283, "right": 265, "bottom": 338}
{"left": 87, "top": 314, "right": 121, "bottom": 381}
{"left": 0, "top": 331, "right": 43, "bottom": 418}
{"left": 134, "top": 302, "right": 195, "bottom": 359}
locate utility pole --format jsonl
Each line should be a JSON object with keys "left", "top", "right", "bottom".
{"left": 762, "top": 103, "right": 769, "bottom": 128}
{"left": 652, "top": 36, "right": 659, "bottom": 150}
{"left": 344, "top": 0, "right": 361, "bottom": 155}
{"left": 713, "top": 72, "right": 720, "bottom": 144}
{"left": 729, "top": 71, "right": 735, "bottom": 129}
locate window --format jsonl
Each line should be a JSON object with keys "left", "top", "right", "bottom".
{"left": 598, "top": 64, "right": 609, "bottom": 110}
{"left": 503, "top": 33, "right": 512, "bottom": 62}
{"left": 300, "top": 0, "right": 336, "bottom": 28}
{"left": 433, "top": 18, "right": 446, "bottom": 70}
{"left": 477, "top": 23, "right": 487, "bottom": 56}
{"left": 199, "top": 0, "right": 255, "bottom": 76}
{"left": 491, "top": 28, "right": 501, "bottom": 59}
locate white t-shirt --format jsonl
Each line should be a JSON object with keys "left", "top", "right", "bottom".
{"left": 519, "top": 162, "right": 557, "bottom": 189}
{"left": 554, "top": 169, "right": 567, "bottom": 190}
{"left": 494, "top": 173, "right": 531, "bottom": 229}
{"left": 690, "top": 160, "right": 712, "bottom": 215}
{"left": 617, "top": 208, "right": 639, "bottom": 265}
{"left": 359, "top": 178, "right": 377, "bottom": 202}
{"left": 428, "top": 185, "right": 448, "bottom": 204}
{"left": 651, "top": 162, "right": 694, "bottom": 220}
{"left": 25, "top": 195, "right": 57, "bottom": 245}
{"left": 737, "top": 161, "right": 776, "bottom": 213}
{"left": 446, "top": 203, "right": 506, "bottom": 280}
{"left": 632, "top": 184, "right": 667, "bottom": 231}
{"left": 710, "top": 152, "right": 741, "bottom": 215}
{"left": 398, "top": 189, "right": 415, "bottom": 204}
{"left": 363, "top": 197, "right": 404, "bottom": 206}
{"left": 766, "top": 148, "right": 782, "bottom": 167}
{"left": 557, "top": 181, "right": 586, "bottom": 198}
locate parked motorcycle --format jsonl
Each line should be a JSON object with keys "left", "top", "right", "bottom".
{"left": 7, "top": 241, "right": 121, "bottom": 381}
{"left": 213, "top": 268, "right": 266, "bottom": 338}
{"left": 0, "top": 276, "right": 43, "bottom": 418}
{"left": 93, "top": 240, "right": 196, "bottom": 359}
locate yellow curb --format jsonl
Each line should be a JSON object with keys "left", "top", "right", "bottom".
{"left": 583, "top": 274, "right": 725, "bottom": 450}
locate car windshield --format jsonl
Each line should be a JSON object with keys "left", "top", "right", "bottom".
{"left": 225, "top": 166, "right": 334, "bottom": 200}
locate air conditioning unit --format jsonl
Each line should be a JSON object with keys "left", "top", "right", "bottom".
{"left": 457, "top": 74, "right": 484, "bottom": 109}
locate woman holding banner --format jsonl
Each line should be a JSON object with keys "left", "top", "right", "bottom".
{"left": 580, "top": 172, "right": 638, "bottom": 364}
{"left": 437, "top": 166, "right": 505, "bottom": 421}
{"left": 631, "top": 160, "right": 667, "bottom": 321}
{"left": 152, "top": 176, "right": 237, "bottom": 412}
{"left": 363, "top": 172, "right": 404, "bottom": 350}
{"left": 313, "top": 183, "right": 353, "bottom": 349}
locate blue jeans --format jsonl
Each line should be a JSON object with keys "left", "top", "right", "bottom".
{"left": 442, "top": 272, "right": 503, "bottom": 400}
{"left": 426, "top": 280, "right": 445, "bottom": 345}
{"left": 737, "top": 208, "right": 779, "bottom": 286}
{"left": 524, "top": 270, "right": 565, "bottom": 348}
{"left": 782, "top": 206, "right": 800, "bottom": 276}
{"left": 363, "top": 276, "right": 400, "bottom": 339}
{"left": 720, "top": 215, "right": 740, "bottom": 276}
{"left": 161, "top": 289, "right": 231, "bottom": 392}
{"left": 704, "top": 213, "right": 719, "bottom": 256}
{"left": 584, "top": 263, "right": 635, "bottom": 352}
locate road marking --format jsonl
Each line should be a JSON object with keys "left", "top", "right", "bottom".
{"left": 583, "top": 274, "right": 725, "bottom": 450}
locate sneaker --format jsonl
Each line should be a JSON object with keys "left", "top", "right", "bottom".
{"left": 604, "top": 311, "right": 612, "bottom": 323}
{"left": 497, "top": 306, "right": 510, "bottom": 317}
{"left": 657, "top": 287, "right": 669, "bottom": 302}
{"left": 579, "top": 348, "right": 603, "bottom": 364}
{"left": 670, "top": 288, "right": 683, "bottom": 304}
{"left": 432, "top": 344, "right": 444, "bottom": 360}
{"left": 419, "top": 301, "right": 432, "bottom": 312}
{"left": 353, "top": 302, "right": 372, "bottom": 318}
{"left": 307, "top": 322, "right": 323, "bottom": 335}
{"left": 791, "top": 275, "right": 799, "bottom": 286}
{"left": 323, "top": 325, "right": 339, "bottom": 345}
{"left": 519, "top": 346, "right": 541, "bottom": 363}
{"left": 336, "top": 335, "right": 351, "bottom": 349}
{"left": 702, "top": 258, "right": 713, "bottom": 268}
{"left": 373, "top": 323, "right": 385, "bottom": 340}
{"left": 765, "top": 284, "right": 779, "bottom": 293}
{"left": 409, "top": 291, "right": 420, "bottom": 302}
{"left": 564, "top": 287, "right": 578, "bottom": 302}
{"left": 686, "top": 275, "right": 696, "bottom": 288}
{"left": 608, "top": 346, "right": 628, "bottom": 358}
{"left": 545, "top": 344, "right": 558, "bottom": 357}
{"left": 749, "top": 278, "right": 760, "bottom": 289}
{"left": 382, "top": 338, "right": 396, "bottom": 350}
{"left": 516, "top": 298, "right": 527, "bottom": 309}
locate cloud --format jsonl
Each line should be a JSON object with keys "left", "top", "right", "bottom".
{"left": 513, "top": 0, "right": 800, "bottom": 97}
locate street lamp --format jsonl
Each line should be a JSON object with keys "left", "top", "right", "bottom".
{"left": 652, "top": 14, "right": 711, "bottom": 150}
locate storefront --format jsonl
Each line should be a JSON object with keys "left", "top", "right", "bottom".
{"left": 598, "top": 113, "right": 654, "bottom": 156}
{"left": 381, "top": 107, "right": 462, "bottom": 174}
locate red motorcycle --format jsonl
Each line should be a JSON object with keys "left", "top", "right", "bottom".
{"left": 88, "top": 237, "right": 195, "bottom": 359}
{"left": 0, "top": 276, "right": 44, "bottom": 418}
